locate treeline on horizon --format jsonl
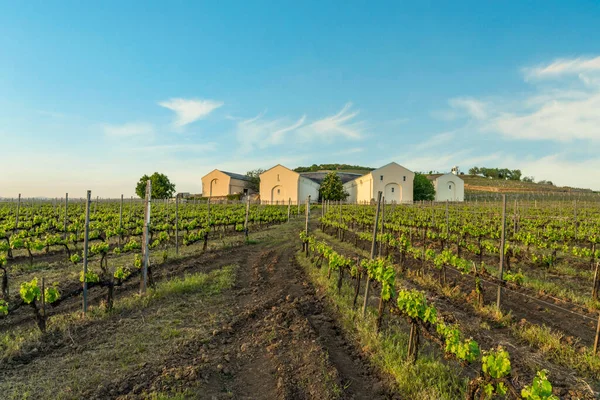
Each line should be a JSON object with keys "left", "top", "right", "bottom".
{"left": 293, "top": 164, "right": 375, "bottom": 173}
{"left": 467, "top": 166, "right": 554, "bottom": 185}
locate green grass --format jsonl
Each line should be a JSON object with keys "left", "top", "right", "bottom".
{"left": 0, "top": 265, "right": 237, "bottom": 362}
{"left": 513, "top": 323, "right": 600, "bottom": 379}
{"left": 296, "top": 250, "right": 467, "bottom": 399}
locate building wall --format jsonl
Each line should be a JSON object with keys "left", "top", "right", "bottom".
{"left": 368, "top": 163, "right": 415, "bottom": 203}
{"left": 260, "top": 165, "right": 300, "bottom": 204}
{"left": 343, "top": 174, "right": 372, "bottom": 203}
{"left": 434, "top": 174, "right": 464, "bottom": 202}
{"left": 229, "top": 178, "right": 252, "bottom": 195}
{"left": 298, "top": 176, "right": 320, "bottom": 203}
{"left": 201, "top": 170, "right": 231, "bottom": 197}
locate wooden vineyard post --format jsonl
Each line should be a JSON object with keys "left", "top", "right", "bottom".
{"left": 513, "top": 199, "right": 518, "bottom": 234}
{"left": 497, "top": 194, "right": 507, "bottom": 309}
{"left": 297, "top": 200, "right": 300, "bottom": 216}
{"left": 593, "top": 261, "right": 600, "bottom": 300}
{"left": 82, "top": 190, "right": 91, "bottom": 315}
{"left": 363, "top": 191, "right": 382, "bottom": 318}
{"left": 140, "top": 180, "right": 152, "bottom": 295}
{"left": 175, "top": 194, "right": 179, "bottom": 256}
{"left": 287, "top": 198, "right": 291, "bottom": 222}
{"left": 304, "top": 195, "right": 311, "bottom": 255}
{"left": 574, "top": 199, "right": 578, "bottom": 237}
{"left": 339, "top": 200, "right": 343, "bottom": 241}
{"left": 64, "top": 193, "right": 69, "bottom": 239}
{"left": 244, "top": 194, "right": 250, "bottom": 243}
{"left": 15, "top": 193, "right": 21, "bottom": 231}
{"left": 41, "top": 277, "right": 45, "bottom": 321}
{"left": 305, "top": 196, "right": 310, "bottom": 233}
{"left": 445, "top": 200, "right": 449, "bottom": 237}
{"left": 118, "top": 194, "right": 123, "bottom": 247}
{"left": 379, "top": 197, "right": 385, "bottom": 257}
{"left": 594, "top": 313, "right": 600, "bottom": 355}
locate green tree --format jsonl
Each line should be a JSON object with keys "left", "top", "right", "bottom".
{"left": 319, "top": 172, "right": 348, "bottom": 201}
{"left": 135, "top": 172, "right": 176, "bottom": 199}
{"left": 245, "top": 169, "right": 265, "bottom": 192}
{"left": 414, "top": 173, "right": 435, "bottom": 201}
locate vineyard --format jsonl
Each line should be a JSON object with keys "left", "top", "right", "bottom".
{"left": 304, "top": 196, "right": 600, "bottom": 398}
{"left": 1, "top": 193, "right": 599, "bottom": 399}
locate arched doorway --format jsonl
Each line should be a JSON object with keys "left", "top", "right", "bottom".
{"left": 447, "top": 181, "right": 456, "bottom": 201}
{"left": 271, "top": 185, "right": 285, "bottom": 203}
{"left": 384, "top": 183, "right": 401, "bottom": 203}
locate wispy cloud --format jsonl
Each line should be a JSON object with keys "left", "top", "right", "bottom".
{"left": 448, "top": 97, "right": 487, "bottom": 120}
{"left": 235, "top": 112, "right": 307, "bottom": 152}
{"left": 159, "top": 98, "right": 224, "bottom": 127}
{"left": 412, "top": 131, "right": 455, "bottom": 151}
{"left": 104, "top": 122, "right": 154, "bottom": 137}
{"left": 234, "top": 102, "right": 365, "bottom": 152}
{"left": 300, "top": 103, "right": 364, "bottom": 140}
{"left": 524, "top": 56, "right": 600, "bottom": 80}
{"left": 333, "top": 147, "right": 364, "bottom": 156}
{"left": 393, "top": 150, "right": 502, "bottom": 174}
{"left": 136, "top": 143, "right": 218, "bottom": 153}
{"left": 436, "top": 55, "right": 600, "bottom": 142}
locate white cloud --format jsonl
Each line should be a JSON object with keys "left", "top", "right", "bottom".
{"left": 485, "top": 92, "right": 600, "bottom": 141}
{"left": 439, "top": 55, "right": 600, "bottom": 142}
{"left": 104, "top": 122, "right": 154, "bottom": 137}
{"left": 393, "top": 150, "right": 502, "bottom": 174}
{"left": 413, "top": 131, "right": 455, "bottom": 151}
{"left": 333, "top": 147, "right": 364, "bottom": 156}
{"left": 518, "top": 155, "right": 600, "bottom": 189}
{"left": 524, "top": 56, "right": 600, "bottom": 80}
{"left": 300, "top": 103, "right": 364, "bottom": 140}
{"left": 235, "top": 112, "right": 307, "bottom": 152}
{"left": 136, "top": 143, "right": 218, "bottom": 153}
{"left": 159, "top": 98, "right": 224, "bottom": 127}
{"left": 448, "top": 97, "right": 488, "bottom": 120}
{"left": 234, "top": 103, "right": 365, "bottom": 151}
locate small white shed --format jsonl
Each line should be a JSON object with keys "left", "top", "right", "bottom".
{"left": 427, "top": 173, "right": 465, "bottom": 202}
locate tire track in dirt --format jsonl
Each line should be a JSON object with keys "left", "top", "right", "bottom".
{"left": 107, "top": 225, "right": 391, "bottom": 399}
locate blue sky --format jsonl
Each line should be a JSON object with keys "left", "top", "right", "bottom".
{"left": 2, "top": 1, "right": 600, "bottom": 197}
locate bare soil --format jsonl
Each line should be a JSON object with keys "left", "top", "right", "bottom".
{"left": 0, "top": 221, "right": 392, "bottom": 400}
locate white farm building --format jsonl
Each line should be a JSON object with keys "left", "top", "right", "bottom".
{"left": 343, "top": 162, "right": 415, "bottom": 204}
{"left": 201, "top": 169, "right": 254, "bottom": 198}
{"left": 426, "top": 172, "right": 464, "bottom": 202}
{"left": 259, "top": 164, "right": 321, "bottom": 204}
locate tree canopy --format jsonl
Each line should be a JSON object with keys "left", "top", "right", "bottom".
{"left": 294, "top": 163, "right": 373, "bottom": 173}
{"left": 319, "top": 172, "right": 349, "bottom": 201}
{"left": 468, "top": 167, "right": 522, "bottom": 181}
{"left": 135, "top": 172, "right": 176, "bottom": 199}
{"left": 413, "top": 173, "right": 435, "bottom": 201}
{"left": 245, "top": 169, "right": 265, "bottom": 192}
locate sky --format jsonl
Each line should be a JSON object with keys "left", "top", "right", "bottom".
{"left": 1, "top": 1, "right": 600, "bottom": 198}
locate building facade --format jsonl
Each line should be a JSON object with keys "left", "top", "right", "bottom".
{"left": 259, "top": 164, "right": 320, "bottom": 204}
{"left": 201, "top": 170, "right": 253, "bottom": 197}
{"left": 343, "top": 162, "right": 415, "bottom": 204}
{"left": 427, "top": 173, "right": 465, "bottom": 202}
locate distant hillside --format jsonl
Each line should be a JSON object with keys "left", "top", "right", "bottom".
{"left": 294, "top": 164, "right": 374, "bottom": 173}
{"left": 462, "top": 175, "right": 594, "bottom": 194}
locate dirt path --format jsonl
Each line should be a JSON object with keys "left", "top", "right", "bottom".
{"left": 0, "top": 221, "right": 391, "bottom": 400}
{"left": 119, "top": 224, "right": 390, "bottom": 400}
